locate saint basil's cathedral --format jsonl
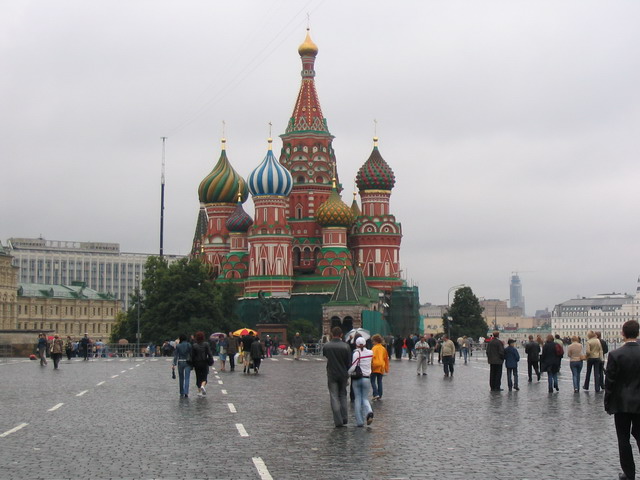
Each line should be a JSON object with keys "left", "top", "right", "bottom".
{"left": 192, "top": 30, "right": 418, "bottom": 334}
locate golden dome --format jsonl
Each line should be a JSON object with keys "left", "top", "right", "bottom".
{"left": 298, "top": 29, "right": 318, "bottom": 57}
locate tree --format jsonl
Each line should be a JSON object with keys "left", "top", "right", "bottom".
{"left": 442, "top": 286, "right": 488, "bottom": 340}
{"left": 287, "top": 317, "right": 319, "bottom": 344}
{"left": 110, "top": 256, "right": 240, "bottom": 343}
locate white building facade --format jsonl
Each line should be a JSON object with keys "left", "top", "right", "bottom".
{"left": 551, "top": 288, "right": 640, "bottom": 342}
{"left": 6, "top": 238, "right": 184, "bottom": 310}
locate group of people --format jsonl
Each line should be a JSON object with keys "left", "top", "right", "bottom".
{"left": 35, "top": 332, "right": 93, "bottom": 368}
{"left": 322, "top": 328, "right": 390, "bottom": 428}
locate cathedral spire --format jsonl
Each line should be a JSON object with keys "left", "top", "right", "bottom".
{"left": 285, "top": 29, "right": 328, "bottom": 134}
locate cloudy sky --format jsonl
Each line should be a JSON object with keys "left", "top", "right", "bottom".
{"left": 2, "top": 0, "right": 639, "bottom": 314}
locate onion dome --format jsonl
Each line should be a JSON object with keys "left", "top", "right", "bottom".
{"left": 248, "top": 139, "right": 293, "bottom": 197}
{"left": 350, "top": 192, "right": 361, "bottom": 217}
{"left": 355, "top": 137, "right": 396, "bottom": 191}
{"left": 198, "top": 139, "right": 249, "bottom": 204}
{"left": 316, "top": 180, "right": 355, "bottom": 228}
{"left": 226, "top": 192, "right": 254, "bottom": 233}
{"left": 298, "top": 29, "right": 318, "bottom": 57}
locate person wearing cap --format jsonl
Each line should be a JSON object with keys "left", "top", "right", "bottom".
{"left": 504, "top": 339, "right": 520, "bottom": 391}
{"left": 348, "top": 336, "right": 374, "bottom": 427}
{"left": 49, "top": 334, "right": 64, "bottom": 370}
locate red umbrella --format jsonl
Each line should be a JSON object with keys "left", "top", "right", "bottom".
{"left": 233, "top": 328, "right": 258, "bottom": 337}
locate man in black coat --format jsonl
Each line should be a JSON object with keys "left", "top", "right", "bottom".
{"left": 322, "top": 327, "right": 352, "bottom": 428}
{"left": 486, "top": 331, "right": 505, "bottom": 392}
{"left": 605, "top": 320, "right": 640, "bottom": 480}
{"left": 524, "top": 334, "right": 541, "bottom": 382}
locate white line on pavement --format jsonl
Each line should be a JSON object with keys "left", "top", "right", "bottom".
{"left": 228, "top": 403, "right": 237, "bottom": 413}
{"left": 315, "top": 358, "right": 324, "bottom": 361}
{"left": 76, "top": 390, "right": 88, "bottom": 397}
{"left": 214, "top": 375, "right": 221, "bottom": 379}
{"left": 218, "top": 380, "right": 223, "bottom": 384}
{"left": 269, "top": 358, "right": 278, "bottom": 361}
{"left": 252, "top": 457, "right": 274, "bottom": 480}
{"left": 300, "top": 358, "right": 309, "bottom": 361}
{"left": 47, "top": 403, "right": 64, "bottom": 412}
{"left": 221, "top": 389, "right": 227, "bottom": 395}
{"left": 236, "top": 423, "right": 248, "bottom": 437}
{"left": 0, "top": 423, "right": 28, "bottom": 438}
{"left": 96, "top": 381, "right": 105, "bottom": 386}
{"left": 120, "top": 370, "right": 127, "bottom": 373}
{"left": 111, "top": 375, "right": 119, "bottom": 378}
{"left": 128, "top": 367, "right": 134, "bottom": 370}
{"left": 284, "top": 358, "right": 293, "bottom": 361}
{"left": 120, "top": 359, "right": 128, "bottom": 362}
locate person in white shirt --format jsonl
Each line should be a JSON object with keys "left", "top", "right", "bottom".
{"left": 348, "top": 337, "right": 374, "bottom": 426}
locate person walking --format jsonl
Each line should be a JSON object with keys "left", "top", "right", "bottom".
{"left": 597, "top": 331, "right": 608, "bottom": 391}
{"left": 405, "top": 335, "right": 415, "bottom": 360}
{"left": 427, "top": 334, "right": 436, "bottom": 364}
{"left": 504, "top": 339, "right": 520, "bottom": 391}
{"left": 524, "top": 334, "right": 541, "bottom": 382}
{"left": 217, "top": 334, "right": 228, "bottom": 372}
{"left": 568, "top": 335, "right": 584, "bottom": 393}
{"left": 36, "top": 333, "right": 48, "bottom": 366}
{"left": 227, "top": 332, "right": 238, "bottom": 372}
{"left": 393, "top": 336, "right": 403, "bottom": 360}
{"left": 292, "top": 332, "right": 304, "bottom": 360}
{"left": 191, "top": 331, "right": 213, "bottom": 396}
{"left": 250, "top": 336, "right": 264, "bottom": 374}
{"left": 370, "top": 334, "right": 389, "bottom": 400}
{"left": 79, "top": 333, "right": 90, "bottom": 361}
{"left": 241, "top": 332, "right": 254, "bottom": 373}
{"left": 583, "top": 330, "right": 603, "bottom": 392}
{"left": 541, "top": 334, "right": 562, "bottom": 393}
{"left": 441, "top": 335, "right": 455, "bottom": 378}
{"left": 605, "top": 320, "right": 640, "bottom": 480}
{"left": 415, "top": 335, "right": 429, "bottom": 376}
{"left": 172, "top": 334, "right": 192, "bottom": 398}
{"left": 322, "top": 327, "right": 352, "bottom": 428}
{"left": 461, "top": 336, "right": 470, "bottom": 364}
{"left": 487, "top": 331, "right": 505, "bottom": 391}
{"left": 50, "top": 334, "right": 64, "bottom": 370}
{"left": 348, "top": 337, "right": 374, "bottom": 427}
{"left": 64, "top": 336, "right": 73, "bottom": 361}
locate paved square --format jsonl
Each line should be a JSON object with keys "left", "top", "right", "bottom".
{"left": 0, "top": 352, "right": 622, "bottom": 479}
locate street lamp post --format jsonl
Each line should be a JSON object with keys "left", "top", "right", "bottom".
{"left": 447, "top": 315, "right": 453, "bottom": 338}
{"left": 135, "top": 274, "right": 140, "bottom": 357}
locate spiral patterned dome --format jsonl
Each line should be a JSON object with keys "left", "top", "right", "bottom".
{"left": 316, "top": 182, "right": 355, "bottom": 228}
{"left": 248, "top": 139, "right": 293, "bottom": 197}
{"left": 226, "top": 196, "right": 254, "bottom": 233}
{"left": 355, "top": 137, "right": 395, "bottom": 191}
{"left": 198, "top": 139, "right": 249, "bottom": 204}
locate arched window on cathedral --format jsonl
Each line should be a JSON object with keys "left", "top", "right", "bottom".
{"left": 293, "top": 248, "right": 301, "bottom": 267}
{"left": 297, "top": 176, "right": 305, "bottom": 184}
{"left": 368, "top": 263, "right": 375, "bottom": 277}
{"left": 296, "top": 204, "right": 303, "bottom": 219}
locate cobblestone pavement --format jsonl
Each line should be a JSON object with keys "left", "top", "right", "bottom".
{"left": 0, "top": 351, "right": 623, "bottom": 479}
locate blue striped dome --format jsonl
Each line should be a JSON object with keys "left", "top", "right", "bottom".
{"left": 248, "top": 140, "right": 293, "bottom": 197}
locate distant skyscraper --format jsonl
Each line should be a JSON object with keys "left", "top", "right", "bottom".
{"left": 509, "top": 273, "right": 525, "bottom": 315}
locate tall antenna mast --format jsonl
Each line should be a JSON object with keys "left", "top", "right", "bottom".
{"left": 160, "top": 136, "right": 167, "bottom": 258}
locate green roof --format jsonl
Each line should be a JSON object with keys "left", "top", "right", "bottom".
{"left": 18, "top": 283, "right": 115, "bottom": 300}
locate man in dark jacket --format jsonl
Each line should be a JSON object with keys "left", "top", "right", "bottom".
{"left": 322, "top": 327, "right": 352, "bottom": 428}
{"left": 605, "top": 320, "right": 640, "bottom": 480}
{"left": 486, "top": 331, "right": 505, "bottom": 392}
{"left": 524, "top": 334, "right": 541, "bottom": 382}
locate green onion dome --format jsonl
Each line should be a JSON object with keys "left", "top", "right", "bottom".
{"left": 355, "top": 137, "right": 395, "bottom": 191}
{"left": 316, "top": 181, "right": 355, "bottom": 228}
{"left": 198, "top": 139, "right": 249, "bottom": 204}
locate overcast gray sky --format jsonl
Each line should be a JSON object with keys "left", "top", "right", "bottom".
{"left": 2, "top": 0, "right": 639, "bottom": 314}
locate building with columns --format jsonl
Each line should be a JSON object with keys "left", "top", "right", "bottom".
{"left": 193, "top": 30, "right": 413, "bottom": 330}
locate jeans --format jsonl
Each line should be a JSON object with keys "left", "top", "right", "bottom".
{"left": 38, "top": 347, "right": 47, "bottom": 365}
{"left": 177, "top": 362, "right": 191, "bottom": 396}
{"left": 228, "top": 352, "right": 235, "bottom": 370}
{"left": 570, "top": 361, "right": 583, "bottom": 391}
{"left": 462, "top": 347, "right": 469, "bottom": 363}
{"left": 352, "top": 377, "right": 373, "bottom": 426}
{"left": 427, "top": 348, "right": 434, "bottom": 364}
{"left": 327, "top": 377, "right": 349, "bottom": 427}
{"left": 584, "top": 358, "right": 601, "bottom": 391}
{"left": 442, "top": 356, "right": 454, "bottom": 376}
{"left": 614, "top": 412, "right": 640, "bottom": 480}
{"left": 547, "top": 371, "right": 558, "bottom": 391}
{"left": 507, "top": 367, "right": 518, "bottom": 389}
{"left": 370, "top": 373, "right": 383, "bottom": 398}
{"left": 416, "top": 355, "right": 427, "bottom": 374}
